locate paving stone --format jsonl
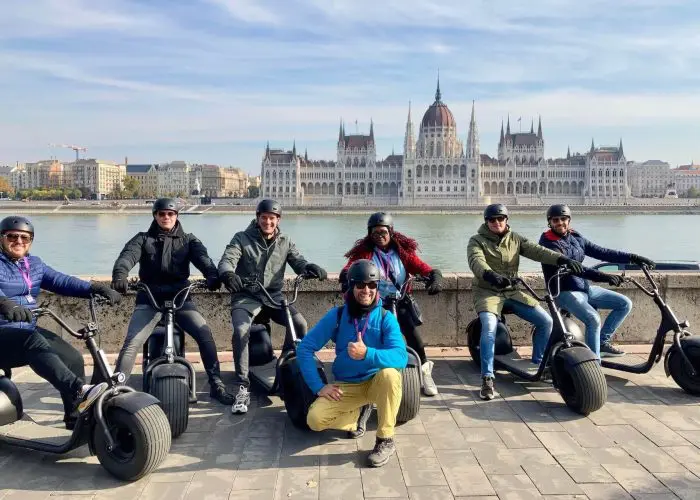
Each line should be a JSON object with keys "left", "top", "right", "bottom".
{"left": 360, "top": 466, "right": 408, "bottom": 498}
{"left": 621, "top": 442, "right": 686, "bottom": 473}
{"left": 394, "top": 435, "right": 436, "bottom": 458}
{"left": 522, "top": 463, "right": 583, "bottom": 495}
{"left": 507, "top": 400, "right": 564, "bottom": 432}
{"left": 448, "top": 405, "right": 493, "bottom": 428}
{"left": 185, "top": 469, "right": 236, "bottom": 499}
{"left": 578, "top": 483, "right": 633, "bottom": 499}
{"left": 232, "top": 469, "right": 279, "bottom": 490}
{"left": 459, "top": 426, "right": 503, "bottom": 444}
{"left": 495, "top": 422, "right": 543, "bottom": 449}
{"left": 320, "top": 478, "right": 364, "bottom": 500}
{"left": 488, "top": 474, "right": 542, "bottom": 499}
{"left": 661, "top": 445, "right": 700, "bottom": 464}
{"left": 534, "top": 431, "right": 585, "bottom": 456}
{"left": 601, "top": 463, "right": 673, "bottom": 495}
{"left": 402, "top": 468, "right": 447, "bottom": 487}
{"left": 654, "top": 471, "right": 700, "bottom": 500}
{"left": 406, "top": 486, "right": 454, "bottom": 500}
{"left": 228, "top": 490, "right": 275, "bottom": 500}
{"left": 0, "top": 492, "right": 52, "bottom": 500}
{"left": 547, "top": 411, "right": 616, "bottom": 448}
{"left": 398, "top": 457, "right": 442, "bottom": 471}
{"left": 442, "top": 465, "right": 494, "bottom": 497}
{"left": 555, "top": 454, "right": 616, "bottom": 484}
{"left": 274, "top": 467, "right": 319, "bottom": 500}
{"left": 139, "top": 481, "right": 190, "bottom": 500}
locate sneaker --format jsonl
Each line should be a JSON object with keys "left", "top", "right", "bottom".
{"left": 347, "top": 405, "right": 373, "bottom": 439}
{"left": 479, "top": 376, "right": 496, "bottom": 401}
{"left": 367, "top": 437, "right": 396, "bottom": 467}
{"left": 231, "top": 385, "right": 251, "bottom": 414}
{"left": 600, "top": 343, "right": 626, "bottom": 358}
{"left": 77, "top": 383, "right": 109, "bottom": 413}
{"left": 210, "top": 380, "right": 235, "bottom": 405}
{"left": 421, "top": 360, "right": 438, "bottom": 396}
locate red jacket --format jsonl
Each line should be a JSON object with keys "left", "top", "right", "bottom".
{"left": 341, "top": 232, "right": 432, "bottom": 276}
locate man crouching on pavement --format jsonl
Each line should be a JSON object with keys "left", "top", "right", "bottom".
{"left": 297, "top": 259, "right": 407, "bottom": 467}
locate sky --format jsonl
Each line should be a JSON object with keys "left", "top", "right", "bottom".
{"left": 1, "top": 0, "right": 699, "bottom": 175}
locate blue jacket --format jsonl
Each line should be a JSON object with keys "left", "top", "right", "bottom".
{"left": 297, "top": 299, "right": 408, "bottom": 395}
{"left": 539, "top": 229, "right": 632, "bottom": 293}
{"left": 0, "top": 252, "right": 92, "bottom": 329}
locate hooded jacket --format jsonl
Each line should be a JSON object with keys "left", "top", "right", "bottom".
{"left": 297, "top": 296, "right": 407, "bottom": 394}
{"left": 467, "top": 223, "right": 562, "bottom": 314}
{"left": 0, "top": 251, "right": 92, "bottom": 330}
{"left": 112, "top": 220, "right": 218, "bottom": 302}
{"left": 539, "top": 228, "right": 633, "bottom": 293}
{"left": 217, "top": 220, "right": 309, "bottom": 310}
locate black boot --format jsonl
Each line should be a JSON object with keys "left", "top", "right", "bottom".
{"left": 347, "top": 405, "right": 373, "bottom": 439}
{"left": 209, "top": 378, "right": 234, "bottom": 405}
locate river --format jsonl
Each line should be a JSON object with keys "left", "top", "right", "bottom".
{"left": 21, "top": 213, "right": 699, "bottom": 276}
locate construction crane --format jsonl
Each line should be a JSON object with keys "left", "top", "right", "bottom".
{"left": 48, "top": 143, "right": 88, "bottom": 161}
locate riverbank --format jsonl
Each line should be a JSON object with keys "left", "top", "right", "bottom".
{"left": 3, "top": 202, "right": 700, "bottom": 215}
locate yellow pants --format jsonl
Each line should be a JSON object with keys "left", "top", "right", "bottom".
{"left": 307, "top": 368, "right": 402, "bottom": 439}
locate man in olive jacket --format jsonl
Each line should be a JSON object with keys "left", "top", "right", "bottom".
{"left": 218, "top": 199, "right": 327, "bottom": 414}
{"left": 467, "top": 204, "right": 583, "bottom": 400}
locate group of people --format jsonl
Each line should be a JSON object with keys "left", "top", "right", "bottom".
{"left": 0, "top": 197, "right": 652, "bottom": 468}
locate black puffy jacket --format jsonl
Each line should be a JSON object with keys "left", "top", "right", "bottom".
{"left": 112, "top": 220, "right": 218, "bottom": 302}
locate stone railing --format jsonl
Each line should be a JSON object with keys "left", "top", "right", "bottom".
{"left": 33, "top": 272, "right": 700, "bottom": 354}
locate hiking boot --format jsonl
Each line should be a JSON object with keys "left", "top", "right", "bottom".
{"left": 479, "top": 376, "right": 496, "bottom": 400}
{"left": 210, "top": 379, "right": 235, "bottom": 405}
{"left": 600, "top": 343, "right": 625, "bottom": 357}
{"left": 231, "top": 385, "right": 251, "bottom": 414}
{"left": 77, "top": 382, "right": 109, "bottom": 413}
{"left": 347, "top": 405, "right": 373, "bottom": 439}
{"left": 421, "top": 360, "right": 438, "bottom": 396}
{"left": 64, "top": 409, "right": 79, "bottom": 431}
{"left": 367, "top": 437, "right": 396, "bottom": 467}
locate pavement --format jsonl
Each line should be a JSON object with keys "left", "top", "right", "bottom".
{"left": 1, "top": 350, "right": 700, "bottom": 500}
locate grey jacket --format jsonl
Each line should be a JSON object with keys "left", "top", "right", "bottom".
{"left": 218, "top": 220, "right": 309, "bottom": 309}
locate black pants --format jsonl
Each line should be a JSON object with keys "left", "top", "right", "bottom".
{"left": 0, "top": 327, "right": 84, "bottom": 412}
{"left": 115, "top": 301, "right": 222, "bottom": 384}
{"left": 387, "top": 301, "right": 428, "bottom": 365}
{"left": 231, "top": 304, "right": 307, "bottom": 388}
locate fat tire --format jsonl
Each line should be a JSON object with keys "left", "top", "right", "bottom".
{"left": 282, "top": 361, "right": 327, "bottom": 431}
{"left": 668, "top": 348, "right": 700, "bottom": 395}
{"left": 93, "top": 405, "right": 171, "bottom": 481}
{"left": 151, "top": 376, "right": 189, "bottom": 438}
{"left": 396, "top": 366, "right": 421, "bottom": 423}
{"left": 552, "top": 352, "right": 607, "bottom": 416}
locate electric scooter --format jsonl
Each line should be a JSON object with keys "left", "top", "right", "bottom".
{"left": 244, "top": 273, "right": 327, "bottom": 430}
{"left": 0, "top": 295, "right": 171, "bottom": 481}
{"left": 467, "top": 267, "right": 608, "bottom": 415}
{"left": 130, "top": 280, "right": 201, "bottom": 438}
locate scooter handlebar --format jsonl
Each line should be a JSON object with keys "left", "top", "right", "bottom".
{"left": 128, "top": 280, "right": 207, "bottom": 311}
{"left": 511, "top": 266, "right": 571, "bottom": 302}
{"left": 242, "top": 273, "right": 313, "bottom": 307}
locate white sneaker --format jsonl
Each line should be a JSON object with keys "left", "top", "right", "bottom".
{"left": 231, "top": 385, "right": 251, "bottom": 414}
{"left": 421, "top": 360, "right": 438, "bottom": 396}
{"left": 77, "top": 382, "right": 108, "bottom": 413}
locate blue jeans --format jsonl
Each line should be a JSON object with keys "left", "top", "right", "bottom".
{"left": 479, "top": 300, "right": 553, "bottom": 378}
{"left": 556, "top": 286, "right": 632, "bottom": 360}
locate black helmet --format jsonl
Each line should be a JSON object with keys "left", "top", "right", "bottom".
{"left": 484, "top": 204, "right": 508, "bottom": 220}
{"left": 347, "top": 259, "right": 381, "bottom": 286}
{"left": 546, "top": 204, "right": 572, "bottom": 221}
{"left": 152, "top": 198, "right": 179, "bottom": 214}
{"left": 256, "top": 199, "right": 281, "bottom": 217}
{"left": 367, "top": 212, "right": 393, "bottom": 233}
{"left": 0, "top": 216, "right": 34, "bottom": 236}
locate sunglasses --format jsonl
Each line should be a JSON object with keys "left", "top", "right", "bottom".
{"left": 3, "top": 233, "right": 32, "bottom": 243}
{"left": 372, "top": 229, "right": 390, "bottom": 237}
{"left": 354, "top": 282, "right": 378, "bottom": 290}
{"left": 487, "top": 216, "right": 507, "bottom": 223}
{"left": 156, "top": 211, "right": 177, "bottom": 218}
{"left": 550, "top": 216, "right": 570, "bottom": 223}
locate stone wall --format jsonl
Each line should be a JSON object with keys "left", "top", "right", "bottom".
{"left": 35, "top": 272, "right": 700, "bottom": 354}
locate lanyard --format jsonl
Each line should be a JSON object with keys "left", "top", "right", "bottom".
{"left": 375, "top": 249, "right": 393, "bottom": 281}
{"left": 353, "top": 315, "right": 370, "bottom": 340}
{"left": 19, "top": 257, "right": 32, "bottom": 293}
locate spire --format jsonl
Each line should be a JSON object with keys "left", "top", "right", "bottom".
{"left": 265, "top": 141, "right": 270, "bottom": 160}
{"left": 506, "top": 115, "right": 511, "bottom": 136}
{"left": 370, "top": 118, "right": 374, "bottom": 140}
{"left": 618, "top": 138, "right": 624, "bottom": 158}
{"left": 537, "top": 116, "right": 543, "bottom": 140}
{"left": 292, "top": 140, "right": 297, "bottom": 157}
{"left": 590, "top": 138, "right": 595, "bottom": 153}
{"left": 499, "top": 120, "right": 505, "bottom": 145}
{"left": 403, "top": 100, "right": 416, "bottom": 159}
{"left": 304, "top": 148, "right": 308, "bottom": 162}
{"left": 338, "top": 118, "right": 343, "bottom": 142}
{"left": 567, "top": 145, "right": 571, "bottom": 159}
{"left": 435, "top": 72, "right": 442, "bottom": 102}
{"left": 530, "top": 119, "right": 534, "bottom": 134}
{"left": 466, "top": 100, "right": 480, "bottom": 160}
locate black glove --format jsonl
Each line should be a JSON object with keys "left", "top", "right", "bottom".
{"left": 426, "top": 269, "right": 443, "bottom": 295}
{"left": 339, "top": 268, "right": 349, "bottom": 293}
{"left": 304, "top": 263, "right": 327, "bottom": 281}
{"left": 0, "top": 297, "right": 33, "bottom": 322}
{"left": 482, "top": 271, "right": 513, "bottom": 290}
{"left": 557, "top": 257, "right": 584, "bottom": 276}
{"left": 206, "top": 276, "right": 222, "bottom": 291}
{"left": 601, "top": 273, "right": 624, "bottom": 287}
{"left": 221, "top": 272, "right": 243, "bottom": 293}
{"left": 90, "top": 282, "right": 122, "bottom": 305}
{"left": 111, "top": 277, "right": 128, "bottom": 294}
{"left": 630, "top": 254, "right": 656, "bottom": 269}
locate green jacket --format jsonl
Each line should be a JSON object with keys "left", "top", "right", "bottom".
{"left": 467, "top": 223, "right": 562, "bottom": 314}
{"left": 218, "top": 220, "right": 309, "bottom": 312}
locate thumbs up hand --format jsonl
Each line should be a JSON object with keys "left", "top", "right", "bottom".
{"left": 347, "top": 330, "right": 368, "bottom": 360}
